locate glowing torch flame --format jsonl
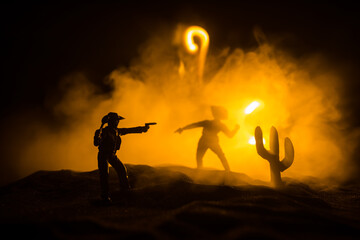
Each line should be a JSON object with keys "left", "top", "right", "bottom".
{"left": 184, "top": 26, "right": 209, "bottom": 53}
{"left": 244, "top": 101, "right": 260, "bottom": 115}
{"left": 183, "top": 26, "right": 209, "bottom": 85}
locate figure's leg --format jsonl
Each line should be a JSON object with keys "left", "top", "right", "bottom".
{"left": 98, "top": 152, "right": 110, "bottom": 199}
{"left": 210, "top": 144, "right": 230, "bottom": 172}
{"left": 108, "top": 155, "right": 130, "bottom": 190}
{"left": 196, "top": 138, "right": 208, "bottom": 169}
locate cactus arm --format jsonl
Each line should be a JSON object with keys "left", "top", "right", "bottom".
{"left": 270, "top": 126, "right": 279, "bottom": 156}
{"left": 279, "top": 137, "right": 294, "bottom": 172}
{"left": 255, "top": 126, "right": 276, "bottom": 160}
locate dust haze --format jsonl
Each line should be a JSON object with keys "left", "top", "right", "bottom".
{"left": 1, "top": 24, "right": 359, "bottom": 186}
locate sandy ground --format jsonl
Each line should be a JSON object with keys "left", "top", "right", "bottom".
{"left": 0, "top": 164, "right": 359, "bottom": 239}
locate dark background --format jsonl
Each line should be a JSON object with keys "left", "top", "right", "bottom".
{"left": 1, "top": 1, "right": 359, "bottom": 182}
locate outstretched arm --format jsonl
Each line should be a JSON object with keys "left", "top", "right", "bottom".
{"left": 175, "top": 121, "right": 206, "bottom": 134}
{"left": 119, "top": 126, "right": 149, "bottom": 135}
{"left": 222, "top": 124, "right": 240, "bottom": 138}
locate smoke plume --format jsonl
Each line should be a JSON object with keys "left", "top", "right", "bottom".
{"left": 1, "top": 24, "right": 359, "bottom": 186}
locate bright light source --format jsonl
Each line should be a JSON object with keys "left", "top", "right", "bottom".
{"left": 184, "top": 26, "right": 209, "bottom": 53}
{"left": 244, "top": 101, "right": 260, "bottom": 115}
{"left": 248, "top": 136, "right": 265, "bottom": 145}
{"left": 183, "top": 25, "right": 210, "bottom": 85}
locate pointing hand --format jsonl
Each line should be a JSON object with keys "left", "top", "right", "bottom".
{"left": 175, "top": 128, "right": 183, "bottom": 134}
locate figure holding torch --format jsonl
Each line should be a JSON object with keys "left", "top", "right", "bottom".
{"left": 94, "top": 112, "right": 156, "bottom": 203}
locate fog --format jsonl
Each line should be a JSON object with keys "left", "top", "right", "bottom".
{"left": 1, "top": 24, "right": 358, "bottom": 186}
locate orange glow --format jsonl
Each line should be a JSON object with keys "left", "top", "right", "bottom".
{"left": 183, "top": 26, "right": 209, "bottom": 85}
{"left": 178, "top": 60, "right": 185, "bottom": 78}
{"left": 12, "top": 26, "right": 351, "bottom": 187}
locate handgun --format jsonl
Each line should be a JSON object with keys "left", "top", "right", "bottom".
{"left": 145, "top": 122, "right": 157, "bottom": 127}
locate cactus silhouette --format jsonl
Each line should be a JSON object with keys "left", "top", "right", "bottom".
{"left": 255, "top": 126, "right": 294, "bottom": 188}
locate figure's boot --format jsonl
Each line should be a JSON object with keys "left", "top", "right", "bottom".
{"left": 101, "top": 193, "right": 112, "bottom": 204}
{"left": 119, "top": 174, "right": 130, "bottom": 192}
{"left": 99, "top": 172, "right": 112, "bottom": 203}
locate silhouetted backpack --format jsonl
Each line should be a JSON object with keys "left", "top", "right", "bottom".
{"left": 94, "top": 128, "right": 121, "bottom": 152}
{"left": 94, "top": 129, "right": 101, "bottom": 147}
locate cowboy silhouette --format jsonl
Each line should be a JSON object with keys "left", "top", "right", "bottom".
{"left": 94, "top": 112, "right": 152, "bottom": 203}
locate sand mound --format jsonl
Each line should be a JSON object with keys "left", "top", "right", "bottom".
{"left": 1, "top": 164, "right": 359, "bottom": 239}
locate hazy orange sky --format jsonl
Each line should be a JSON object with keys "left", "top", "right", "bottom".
{"left": 1, "top": 2, "right": 359, "bottom": 186}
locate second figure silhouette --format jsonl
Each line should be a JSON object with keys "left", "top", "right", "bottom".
{"left": 175, "top": 106, "right": 239, "bottom": 171}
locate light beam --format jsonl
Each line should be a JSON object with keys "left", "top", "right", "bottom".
{"left": 244, "top": 101, "right": 265, "bottom": 145}
{"left": 244, "top": 101, "right": 260, "bottom": 115}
